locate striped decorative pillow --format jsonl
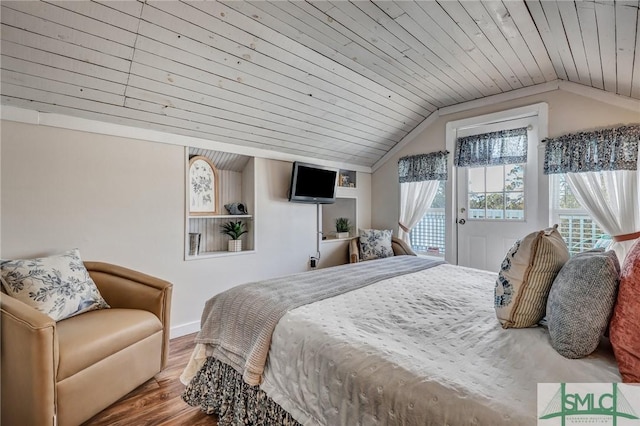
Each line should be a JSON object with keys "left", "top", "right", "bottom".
{"left": 495, "top": 225, "right": 569, "bottom": 328}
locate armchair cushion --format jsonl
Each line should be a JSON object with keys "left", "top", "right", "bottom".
{"left": 0, "top": 249, "right": 109, "bottom": 321}
{"left": 56, "top": 308, "right": 162, "bottom": 381}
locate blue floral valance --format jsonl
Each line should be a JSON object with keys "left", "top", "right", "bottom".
{"left": 398, "top": 151, "right": 448, "bottom": 183}
{"left": 543, "top": 124, "right": 639, "bottom": 174}
{"left": 454, "top": 127, "right": 528, "bottom": 168}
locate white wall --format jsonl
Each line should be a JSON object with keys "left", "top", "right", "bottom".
{"left": 0, "top": 120, "right": 371, "bottom": 335}
{"left": 372, "top": 89, "right": 640, "bottom": 233}
{"left": 0, "top": 122, "right": 2, "bottom": 259}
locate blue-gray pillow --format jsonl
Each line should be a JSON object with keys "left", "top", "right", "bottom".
{"left": 546, "top": 249, "right": 620, "bottom": 359}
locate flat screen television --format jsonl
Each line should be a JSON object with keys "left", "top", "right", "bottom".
{"left": 288, "top": 161, "right": 338, "bottom": 204}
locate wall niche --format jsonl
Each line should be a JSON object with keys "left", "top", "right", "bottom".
{"left": 185, "top": 147, "right": 255, "bottom": 260}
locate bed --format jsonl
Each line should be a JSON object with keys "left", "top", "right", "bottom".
{"left": 181, "top": 256, "right": 621, "bottom": 425}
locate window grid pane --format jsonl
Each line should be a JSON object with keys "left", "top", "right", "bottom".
{"left": 558, "top": 215, "right": 607, "bottom": 255}
{"left": 410, "top": 208, "right": 446, "bottom": 256}
{"left": 467, "top": 164, "right": 525, "bottom": 221}
{"left": 551, "top": 175, "right": 609, "bottom": 256}
{"left": 411, "top": 181, "right": 446, "bottom": 256}
{"left": 505, "top": 192, "right": 524, "bottom": 220}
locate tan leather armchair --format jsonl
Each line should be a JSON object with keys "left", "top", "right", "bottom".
{"left": 349, "top": 236, "right": 417, "bottom": 263}
{"left": 1, "top": 261, "right": 172, "bottom": 426}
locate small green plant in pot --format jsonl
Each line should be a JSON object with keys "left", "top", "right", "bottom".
{"left": 221, "top": 220, "right": 247, "bottom": 252}
{"left": 335, "top": 217, "right": 351, "bottom": 239}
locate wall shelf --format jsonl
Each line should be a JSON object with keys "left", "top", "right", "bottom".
{"left": 321, "top": 197, "right": 357, "bottom": 242}
{"left": 189, "top": 214, "right": 252, "bottom": 219}
{"left": 185, "top": 147, "right": 256, "bottom": 260}
{"left": 185, "top": 249, "right": 257, "bottom": 260}
{"left": 322, "top": 236, "right": 356, "bottom": 243}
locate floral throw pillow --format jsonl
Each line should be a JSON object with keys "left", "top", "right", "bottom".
{"left": 0, "top": 249, "right": 109, "bottom": 321}
{"left": 359, "top": 229, "right": 394, "bottom": 261}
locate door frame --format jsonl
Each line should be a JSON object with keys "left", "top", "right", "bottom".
{"left": 444, "top": 103, "right": 549, "bottom": 265}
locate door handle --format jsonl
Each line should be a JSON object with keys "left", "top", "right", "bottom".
{"left": 458, "top": 218, "right": 466, "bottom": 225}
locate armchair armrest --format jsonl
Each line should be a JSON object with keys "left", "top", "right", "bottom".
{"left": 349, "top": 238, "right": 360, "bottom": 263}
{"left": 391, "top": 237, "right": 417, "bottom": 256}
{"left": 84, "top": 262, "right": 173, "bottom": 368}
{"left": 1, "top": 294, "right": 57, "bottom": 426}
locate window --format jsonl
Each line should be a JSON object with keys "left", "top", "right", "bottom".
{"left": 467, "top": 164, "right": 524, "bottom": 220}
{"left": 410, "top": 180, "right": 446, "bottom": 256}
{"left": 550, "top": 174, "right": 609, "bottom": 255}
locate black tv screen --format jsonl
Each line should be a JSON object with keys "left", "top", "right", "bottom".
{"left": 288, "top": 162, "right": 338, "bottom": 204}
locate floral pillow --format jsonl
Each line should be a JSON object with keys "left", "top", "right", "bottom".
{"left": 0, "top": 249, "right": 109, "bottom": 321}
{"left": 359, "top": 229, "right": 394, "bottom": 261}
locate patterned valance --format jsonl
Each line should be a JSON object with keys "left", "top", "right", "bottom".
{"left": 398, "top": 151, "right": 448, "bottom": 183}
{"left": 454, "top": 127, "right": 528, "bottom": 168}
{"left": 543, "top": 124, "right": 639, "bottom": 174}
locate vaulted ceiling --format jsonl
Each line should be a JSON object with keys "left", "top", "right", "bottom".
{"left": 2, "top": 1, "right": 639, "bottom": 167}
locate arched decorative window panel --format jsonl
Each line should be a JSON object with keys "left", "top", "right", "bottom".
{"left": 188, "top": 155, "right": 219, "bottom": 216}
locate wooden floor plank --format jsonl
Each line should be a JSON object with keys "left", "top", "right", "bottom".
{"left": 83, "top": 333, "right": 217, "bottom": 425}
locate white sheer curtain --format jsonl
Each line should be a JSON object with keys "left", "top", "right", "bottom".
{"left": 397, "top": 151, "right": 448, "bottom": 245}
{"left": 398, "top": 180, "right": 439, "bottom": 244}
{"left": 544, "top": 124, "right": 639, "bottom": 261}
{"left": 566, "top": 169, "right": 639, "bottom": 261}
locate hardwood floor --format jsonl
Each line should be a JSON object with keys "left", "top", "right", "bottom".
{"left": 83, "top": 333, "right": 218, "bottom": 425}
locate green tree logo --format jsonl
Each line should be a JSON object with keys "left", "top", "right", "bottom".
{"left": 539, "top": 383, "right": 639, "bottom": 425}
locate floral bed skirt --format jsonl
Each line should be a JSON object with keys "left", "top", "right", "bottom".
{"left": 182, "top": 357, "right": 301, "bottom": 426}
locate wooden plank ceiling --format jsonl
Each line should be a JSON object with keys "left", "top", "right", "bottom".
{"left": 1, "top": 1, "right": 639, "bottom": 167}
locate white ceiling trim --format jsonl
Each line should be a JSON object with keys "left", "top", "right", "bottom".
{"left": 557, "top": 80, "right": 640, "bottom": 112}
{"left": 0, "top": 105, "right": 372, "bottom": 173}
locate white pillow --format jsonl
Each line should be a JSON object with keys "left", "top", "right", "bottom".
{"left": 359, "top": 229, "right": 394, "bottom": 261}
{"left": 0, "top": 249, "right": 109, "bottom": 321}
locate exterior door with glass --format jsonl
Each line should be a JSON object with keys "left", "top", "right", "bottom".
{"left": 456, "top": 117, "right": 541, "bottom": 272}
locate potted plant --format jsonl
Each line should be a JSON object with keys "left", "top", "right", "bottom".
{"left": 335, "top": 217, "right": 351, "bottom": 239}
{"left": 220, "top": 220, "right": 247, "bottom": 252}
